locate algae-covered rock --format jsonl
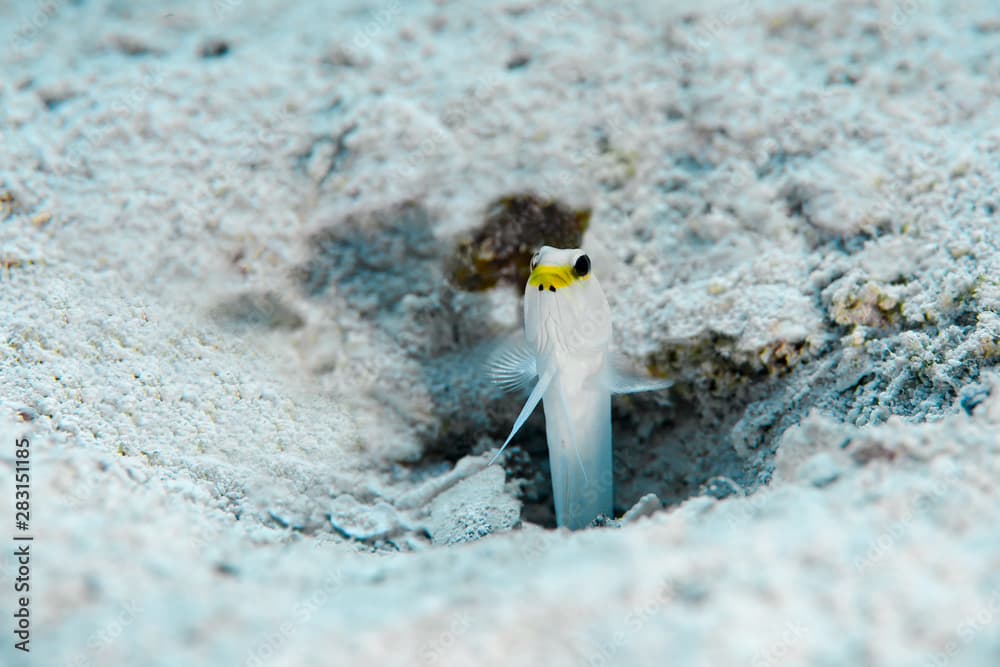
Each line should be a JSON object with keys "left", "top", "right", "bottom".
{"left": 448, "top": 194, "right": 591, "bottom": 291}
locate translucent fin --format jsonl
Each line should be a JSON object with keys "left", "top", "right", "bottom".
{"left": 554, "top": 379, "right": 588, "bottom": 481}
{"left": 486, "top": 335, "right": 538, "bottom": 393}
{"left": 606, "top": 353, "right": 672, "bottom": 395}
{"left": 489, "top": 368, "right": 555, "bottom": 465}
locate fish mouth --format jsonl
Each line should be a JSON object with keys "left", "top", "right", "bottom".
{"left": 528, "top": 265, "right": 586, "bottom": 292}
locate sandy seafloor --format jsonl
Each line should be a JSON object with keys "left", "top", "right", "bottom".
{"left": 1, "top": 0, "right": 1000, "bottom": 665}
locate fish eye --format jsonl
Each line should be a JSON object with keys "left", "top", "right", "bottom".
{"left": 573, "top": 254, "right": 590, "bottom": 277}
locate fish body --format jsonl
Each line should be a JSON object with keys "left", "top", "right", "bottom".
{"left": 489, "top": 246, "right": 670, "bottom": 529}
{"left": 543, "top": 362, "right": 612, "bottom": 529}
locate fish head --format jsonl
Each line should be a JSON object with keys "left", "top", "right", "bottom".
{"left": 523, "top": 246, "right": 612, "bottom": 357}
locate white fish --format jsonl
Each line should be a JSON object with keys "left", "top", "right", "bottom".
{"left": 488, "top": 246, "right": 671, "bottom": 529}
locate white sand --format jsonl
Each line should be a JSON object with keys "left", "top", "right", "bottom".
{"left": 2, "top": 0, "right": 999, "bottom": 665}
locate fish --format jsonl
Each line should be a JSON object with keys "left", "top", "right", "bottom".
{"left": 488, "top": 246, "right": 671, "bottom": 529}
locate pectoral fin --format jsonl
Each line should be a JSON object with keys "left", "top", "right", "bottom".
{"left": 489, "top": 367, "right": 555, "bottom": 465}
{"left": 606, "top": 353, "right": 672, "bottom": 395}
{"left": 486, "top": 335, "right": 538, "bottom": 393}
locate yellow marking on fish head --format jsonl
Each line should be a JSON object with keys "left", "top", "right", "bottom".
{"left": 527, "top": 248, "right": 592, "bottom": 292}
